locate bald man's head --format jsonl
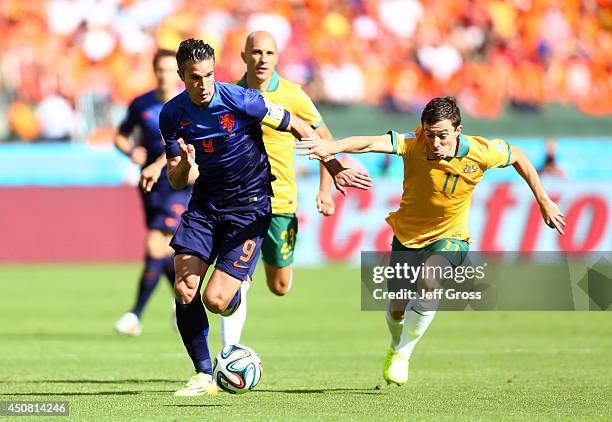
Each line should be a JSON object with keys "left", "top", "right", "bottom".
{"left": 244, "top": 31, "right": 278, "bottom": 53}
{"left": 242, "top": 31, "right": 279, "bottom": 86}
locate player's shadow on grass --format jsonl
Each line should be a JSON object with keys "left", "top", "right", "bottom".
{"left": 255, "top": 388, "right": 381, "bottom": 395}
{"left": 0, "top": 379, "right": 181, "bottom": 384}
{"left": 2, "top": 333, "right": 124, "bottom": 340}
{"left": 0, "top": 391, "right": 143, "bottom": 396}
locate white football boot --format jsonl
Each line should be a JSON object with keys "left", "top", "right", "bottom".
{"left": 114, "top": 312, "right": 142, "bottom": 336}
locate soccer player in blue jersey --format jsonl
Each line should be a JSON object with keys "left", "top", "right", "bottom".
{"left": 114, "top": 49, "right": 191, "bottom": 336}
{"left": 160, "top": 39, "right": 371, "bottom": 396}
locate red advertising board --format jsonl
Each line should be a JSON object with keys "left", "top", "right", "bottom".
{"left": 1, "top": 179, "right": 610, "bottom": 262}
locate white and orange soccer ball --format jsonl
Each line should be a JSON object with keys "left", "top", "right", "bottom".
{"left": 213, "top": 344, "right": 262, "bottom": 394}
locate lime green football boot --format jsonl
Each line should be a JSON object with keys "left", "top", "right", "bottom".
{"left": 382, "top": 346, "right": 409, "bottom": 386}
{"left": 174, "top": 373, "right": 219, "bottom": 396}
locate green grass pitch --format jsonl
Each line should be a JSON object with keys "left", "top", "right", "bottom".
{"left": 0, "top": 263, "right": 610, "bottom": 421}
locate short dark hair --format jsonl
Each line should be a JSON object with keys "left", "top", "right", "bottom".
{"left": 152, "top": 49, "right": 176, "bottom": 68}
{"left": 421, "top": 97, "right": 462, "bottom": 128}
{"left": 176, "top": 39, "right": 215, "bottom": 72}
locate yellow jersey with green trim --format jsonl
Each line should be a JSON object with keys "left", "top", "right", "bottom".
{"left": 386, "top": 127, "right": 512, "bottom": 248}
{"left": 236, "top": 71, "right": 323, "bottom": 214}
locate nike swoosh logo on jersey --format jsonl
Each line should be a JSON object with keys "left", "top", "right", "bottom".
{"left": 180, "top": 121, "right": 194, "bottom": 126}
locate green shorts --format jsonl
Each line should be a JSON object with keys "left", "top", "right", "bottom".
{"left": 391, "top": 236, "right": 469, "bottom": 268}
{"left": 261, "top": 213, "right": 298, "bottom": 267}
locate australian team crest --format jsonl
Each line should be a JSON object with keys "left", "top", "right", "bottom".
{"left": 463, "top": 163, "right": 478, "bottom": 174}
{"left": 219, "top": 113, "right": 235, "bottom": 132}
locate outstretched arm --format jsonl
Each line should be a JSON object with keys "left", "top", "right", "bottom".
{"left": 509, "top": 145, "right": 566, "bottom": 234}
{"left": 296, "top": 134, "right": 394, "bottom": 159}
{"left": 282, "top": 114, "right": 373, "bottom": 194}
{"left": 256, "top": 96, "right": 372, "bottom": 194}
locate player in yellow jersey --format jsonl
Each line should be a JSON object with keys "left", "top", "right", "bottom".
{"left": 297, "top": 97, "right": 566, "bottom": 385}
{"left": 219, "top": 31, "right": 338, "bottom": 346}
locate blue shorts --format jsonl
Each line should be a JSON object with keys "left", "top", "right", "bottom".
{"left": 170, "top": 206, "right": 271, "bottom": 281}
{"left": 140, "top": 186, "right": 191, "bottom": 233}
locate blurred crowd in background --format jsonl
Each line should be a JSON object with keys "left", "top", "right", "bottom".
{"left": 1, "top": 0, "right": 611, "bottom": 142}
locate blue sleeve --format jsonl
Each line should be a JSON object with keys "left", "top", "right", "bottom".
{"left": 241, "top": 88, "right": 290, "bottom": 131}
{"left": 241, "top": 88, "right": 268, "bottom": 121}
{"left": 118, "top": 101, "right": 138, "bottom": 136}
{"left": 159, "top": 106, "right": 180, "bottom": 158}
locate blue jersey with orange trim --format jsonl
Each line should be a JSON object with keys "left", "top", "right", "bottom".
{"left": 119, "top": 89, "right": 189, "bottom": 197}
{"left": 160, "top": 81, "right": 290, "bottom": 212}
{"left": 119, "top": 90, "right": 166, "bottom": 168}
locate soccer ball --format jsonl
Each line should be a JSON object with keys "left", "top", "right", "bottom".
{"left": 213, "top": 344, "right": 262, "bottom": 394}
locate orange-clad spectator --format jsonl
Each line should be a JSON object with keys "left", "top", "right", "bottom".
{"left": 319, "top": 42, "right": 366, "bottom": 104}
{"left": 457, "top": 61, "right": 505, "bottom": 118}
{"left": 0, "top": 0, "right": 610, "bottom": 141}
{"left": 486, "top": 0, "right": 519, "bottom": 40}
{"left": 387, "top": 61, "right": 433, "bottom": 113}
{"left": 576, "top": 67, "right": 612, "bottom": 116}
{"left": 510, "top": 60, "right": 548, "bottom": 107}
{"left": 358, "top": 40, "right": 391, "bottom": 104}
{"left": 8, "top": 100, "right": 41, "bottom": 141}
